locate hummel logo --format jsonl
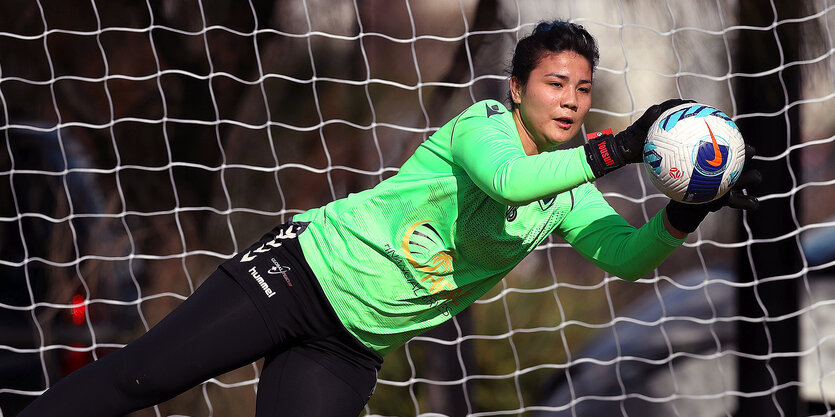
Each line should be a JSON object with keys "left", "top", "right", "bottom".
{"left": 486, "top": 103, "right": 504, "bottom": 118}
{"left": 248, "top": 266, "right": 276, "bottom": 298}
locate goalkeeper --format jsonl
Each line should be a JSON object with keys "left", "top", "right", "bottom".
{"left": 20, "top": 20, "right": 758, "bottom": 417}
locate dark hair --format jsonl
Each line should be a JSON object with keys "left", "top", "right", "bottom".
{"left": 508, "top": 20, "right": 599, "bottom": 109}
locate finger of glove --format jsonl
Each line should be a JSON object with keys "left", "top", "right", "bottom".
{"left": 621, "top": 99, "right": 696, "bottom": 163}
{"left": 733, "top": 169, "right": 762, "bottom": 190}
{"left": 615, "top": 127, "right": 645, "bottom": 163}
{"left": 743, "top": 144, "right": 756, "bottom": 162}
{"left": 636, "top": 99, "right": 697, "bottom": 129}
{"left": 659, "top": 98, "right": 696, "bottom": 109}
{"left": 652, "top": 98, "right": 695, "bottom": 113}
{"left": 725, "top": 189, "right": 760, "bottom": 211}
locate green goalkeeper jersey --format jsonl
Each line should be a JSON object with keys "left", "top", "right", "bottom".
{"left": 294, "top": 99, "right": 685, "bottom": 355}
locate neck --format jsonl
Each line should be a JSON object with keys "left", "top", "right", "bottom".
{"left": 512, "top": 108, "right": 539, "bottom": 155}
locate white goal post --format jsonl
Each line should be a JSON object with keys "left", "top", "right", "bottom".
{"left": 1, "top": 1, "right": 834, "bottom": 416}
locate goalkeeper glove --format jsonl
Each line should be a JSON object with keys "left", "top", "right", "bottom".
{"left": 584, "top": 98, "right": 695, "bottom": 178}
{"left": 664, "top": 144, "right": 761, "bottom": 234}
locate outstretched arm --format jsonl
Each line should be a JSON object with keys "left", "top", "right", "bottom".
{"left": 556, "top": 184, "right": 685, "bottom": 281}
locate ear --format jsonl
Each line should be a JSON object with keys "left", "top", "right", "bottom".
{"left": 509, "top": 76, "right": 523, "bottom": 105}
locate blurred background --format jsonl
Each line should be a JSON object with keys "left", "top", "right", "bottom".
{"left": 0, "top": 0, "right": 833, "bottom": 416}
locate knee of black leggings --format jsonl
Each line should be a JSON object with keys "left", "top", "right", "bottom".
{"left": 111, "top": 353, "right": 170, "bottom": 405}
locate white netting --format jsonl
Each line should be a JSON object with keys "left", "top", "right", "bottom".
{"left": 1, "top": 0, "right": 834, "bottom": 416}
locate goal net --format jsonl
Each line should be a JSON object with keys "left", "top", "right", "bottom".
{"left": 1, "top": 0, "right": 834, "bottom": 416}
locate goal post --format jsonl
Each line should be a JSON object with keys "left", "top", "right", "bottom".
{"left": 1, "top": 1, "right": 834, "bottom": 416}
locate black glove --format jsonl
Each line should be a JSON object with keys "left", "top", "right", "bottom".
{"left": 665, "top": 144, "right": 761, "bottom": 234}
{"left": 584, "top": 98, "right": 696, "bottom": 178}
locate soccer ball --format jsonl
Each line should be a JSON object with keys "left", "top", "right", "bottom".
{"left": 642, "top": 103, "right": 746, "bottom": 204}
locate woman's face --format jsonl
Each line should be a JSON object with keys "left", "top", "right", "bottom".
{"left": 511, "top": 50, "right": 592, "bottom": 155}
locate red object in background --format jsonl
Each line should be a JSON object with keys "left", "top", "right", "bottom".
{"left": 64, "top": 295, "right": 92, "bottom": 375}
{"left": 65, "top": 343, "right": 90, "bottom": 375}
{"left": 71, "top": 295, "right": 85, "bottom": 325}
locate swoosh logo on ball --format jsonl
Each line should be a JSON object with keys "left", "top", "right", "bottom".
{"left": 705, "top": 120, "right": 723, "bottom": 167}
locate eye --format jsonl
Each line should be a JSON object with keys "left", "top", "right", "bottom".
{"left": 579, "top": 87, "right": 591, "bottom": 93}
{"left": 550, "top": 82, "right": 563, "bottom": 88}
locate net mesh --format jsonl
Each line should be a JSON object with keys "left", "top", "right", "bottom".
{"left": 1, "top": 0, "right": 834, "bottom": 416}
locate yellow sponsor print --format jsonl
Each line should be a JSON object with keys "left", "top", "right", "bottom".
{"left": 401, "top": 220, "right": 455, "bottom": 294}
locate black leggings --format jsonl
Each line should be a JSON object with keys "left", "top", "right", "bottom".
{"left": 20, "top": 224, "right": 381, "bottom": 417}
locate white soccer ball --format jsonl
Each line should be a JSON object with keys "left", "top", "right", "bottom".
{"left": 643, "top": 103, "right": 746, "bottom": 204}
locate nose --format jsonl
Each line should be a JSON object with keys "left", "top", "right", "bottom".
{"left": 562, "top": 88, "right": 578, "bottom": 111}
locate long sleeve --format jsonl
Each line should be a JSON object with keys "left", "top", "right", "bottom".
{"left": 449, "top": 104, "right": 596, "bottom": 206}
{"left": 556, "top": 183, "right": 685, "bottom": 281}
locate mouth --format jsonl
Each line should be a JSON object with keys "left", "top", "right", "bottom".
{"left": 554, "top": 117, "right": 573, "bottom": 130}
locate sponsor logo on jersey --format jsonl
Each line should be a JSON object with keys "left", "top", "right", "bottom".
{"left": 437, "top": 287, "right": 472, "bottom": 306}
{"left": 384, "top": 243, "right": 452, "bottom": 318}
{"left": 399, "top": 221, "right": 472, "bottom": 307}
{"left": 268, "top": 257, "right": 292, "bottom": 286}
{"left": 485, "top": 103, "right": 504, "bottom": 118}
{"left": 538, "top": 196, "right": 556, "bottom": 211}
{"left": 403, "top": 221, "right": 456, "bottom": 294}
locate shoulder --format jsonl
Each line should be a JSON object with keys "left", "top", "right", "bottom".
{"left": 452, "top": 99, "right": 515, "bottom": 135}
{"left": 442, "top": 100, "right": 517, "bottom": 150}
{"left": 460, "top": 99, "right": 511, "bottom": 121}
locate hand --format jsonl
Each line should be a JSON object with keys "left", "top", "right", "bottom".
{"left": 616, "top": 98, "right": 696, "bottom": 163}
{"left": 664, "top": 144, "right": 761, "bottom": 234}
{"left": 584, "top": 98, "right": 695, "bottom": 177}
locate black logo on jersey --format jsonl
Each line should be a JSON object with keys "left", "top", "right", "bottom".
{"left": 485, "top": 103, "right": 504, "bottom": 118}
{"left": 505, "top": 206, "right": 518, "bottom": 222}
{"left": 539, "top": 196, "right": 556, "bottom": 211}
